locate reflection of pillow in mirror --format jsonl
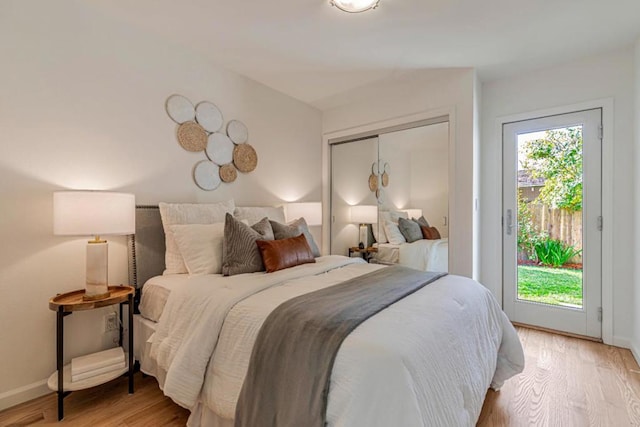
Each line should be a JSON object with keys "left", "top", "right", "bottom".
{"left": 383, "top": 220, "right": 406, "bottom": 245}
{"left": 413, "top": 216, "right": 430, "bottom": 228}
{"left": 398, "top": 217, "right": 423, "bottom": 243}
{"left": 171, "top": 223, "right": 225, "bottom": 275}
{"left": 420, "top": 225, "right": 441, "bottom": 240}
{"left": 377, "top": 210, "right": 409, "bottom": 243}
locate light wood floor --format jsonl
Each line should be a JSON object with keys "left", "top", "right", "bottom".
{"left": 477, "top": 327, "right": 640, "bottom": 426}
{"left": 2, "top": 327, "right": 640, "bottom": 426}
{"left": 0, "top": 373, "right": 189, "bottom": 426}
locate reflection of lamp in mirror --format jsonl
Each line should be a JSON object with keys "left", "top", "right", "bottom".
{"left": 401, "top": 208, "right": 423, "bottom": 220}
{"left": 53, "top": 191, "right": 136, "bottom": 300}
{"left": 285, "top": 202, "right": 322, "bottom": 226}
{"left": 350, "top": 205, "right": 377, "bottom": 249}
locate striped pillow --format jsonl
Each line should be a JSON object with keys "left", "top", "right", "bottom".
{"left": 222, "top": 213, "right": 274, "bottom": 276}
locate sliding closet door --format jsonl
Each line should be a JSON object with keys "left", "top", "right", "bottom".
{"left": 377, "top": 123, "right": 449, "bottom": 239}
{"left": 330, "top": 137, "right": 379, "bottom": 256}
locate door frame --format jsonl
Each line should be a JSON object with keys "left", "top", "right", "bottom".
{"left": 496, "top": 98, "right": 614, "bottom": 345}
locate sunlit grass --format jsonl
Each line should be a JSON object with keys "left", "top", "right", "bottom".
{"left": 517, "top": 265, "right": 583, "bottom": 307}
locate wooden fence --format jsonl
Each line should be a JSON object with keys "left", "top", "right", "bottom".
{"left": 522, "top": 203, "right": 583, "bottom": 263}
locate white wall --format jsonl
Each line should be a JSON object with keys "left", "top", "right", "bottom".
{"left": 0, "top": 1, "right": 322, "bottom": 409}
{"left": 633, "top": 39, "right": 640, "bottom": 360}
{"left": 481, "top": 48, "right": 635, "bottom": 346}
{"left": 322, "top": 69, "right": 478, "bottom": 278}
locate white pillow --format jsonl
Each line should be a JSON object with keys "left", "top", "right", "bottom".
{"left": 383, "top": 219, "right": 407, "bottom": 245}
{"left": 171, "top": 223, "right": 225, "bottom": 275}
{"left": 375, "top": 210, "right": 408, "bottom": 244}
{"left": 234, "top": 206, "right": 285, "bottom": 225}
{"left": 159, "top": 200, "right": 235, "bottom": 274}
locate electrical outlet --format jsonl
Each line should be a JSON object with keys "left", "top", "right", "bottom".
{"left": 105, "top": 313, "right": 118, "bottom": 333}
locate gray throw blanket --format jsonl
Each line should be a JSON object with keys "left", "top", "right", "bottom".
{"left": 234, "top": 265, "right": 447, "bottom": 427}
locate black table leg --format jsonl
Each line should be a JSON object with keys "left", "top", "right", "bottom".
{"left": 56, "top": 306, "right": 64, "bottom": 421}
{"left": 128, "top": 294, "right": 134, "bottom": 394}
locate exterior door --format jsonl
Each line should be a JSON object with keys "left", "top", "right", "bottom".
{"left": 503, "top": 109, "right": 602, "bottom": 338}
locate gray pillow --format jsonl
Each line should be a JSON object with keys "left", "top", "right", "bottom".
{"left": 222, "top": 213, "right": 274, "bottom": 276}
{"left": 413, "top": 215, "right": 430, "bottom": 228}
{"left": 269, "top": 217, "right": 320, "bottom": 257}
{"left": 398, "top": 217, "right": 423, "bottom": 243}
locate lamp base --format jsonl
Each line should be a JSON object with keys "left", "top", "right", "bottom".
{"left": 82, "top": 290, "right": 111, "bottom": 301}
{"left": 359, "top": 224, "right": 370, "bottom": 248}
{"left": 86, "top": 240, "right": 109, "bottom": 301}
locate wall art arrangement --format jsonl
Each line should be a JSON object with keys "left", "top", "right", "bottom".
{"left": 165, "top": 94, "right": 258, "bottom": 191}
{"left": 368, "top": 159, "right": 389, "bottom": 202}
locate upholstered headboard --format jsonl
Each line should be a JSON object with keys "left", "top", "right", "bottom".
{"left": 127, "top": 206, "right": 165, "bottom": 291}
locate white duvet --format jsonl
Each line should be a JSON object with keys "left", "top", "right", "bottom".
{"left": 398, "top": 238, "right": 449, "bottom": 272}
{"left": 150, "top": 255, "right": 524, "bottom": 426}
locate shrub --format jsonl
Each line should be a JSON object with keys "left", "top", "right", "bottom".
{"left": 517, "top": 190, "right": 546, "bottom": 261}
{"left": 534, "top": 238, "right": 581, "bottom": 267}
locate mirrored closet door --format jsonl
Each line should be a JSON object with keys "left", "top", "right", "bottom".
{"left": 330, "top": 120, "right": 450, "bottom": 272}
{"left": 330, "top": 136, "right": 379, "bottom": 255}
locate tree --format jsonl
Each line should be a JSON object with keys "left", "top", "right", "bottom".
{"left": 520, "top": 127, "right": 582, "bottom": 212}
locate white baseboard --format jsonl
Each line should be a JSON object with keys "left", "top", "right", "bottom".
{"left": 613, "top": 336, "right": 631, "bottom": 349}
{"left": 630, "top": 341, "right": 640, "bottom": 366}
{"left": 0, "top": 379, "right": 50, "bottom": 412}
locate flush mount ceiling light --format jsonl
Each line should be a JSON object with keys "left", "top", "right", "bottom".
{"left": 330, "top": 0, "right": 380, "bottom": 13}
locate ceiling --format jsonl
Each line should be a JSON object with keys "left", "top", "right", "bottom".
{"left": 87, "top": 0, "right": 640, "bottom": 109}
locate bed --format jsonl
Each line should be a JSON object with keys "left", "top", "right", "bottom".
{"left": 129, "top": 204, "right": 524, "bottom": 427}
{"left": 373, "top": 210, "right": 449, "bottom": 272}
{"left": 375, "top": 238, "right": 449, "bottom": 271}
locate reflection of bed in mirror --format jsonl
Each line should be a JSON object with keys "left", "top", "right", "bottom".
{"left": 372, "top": 206, "right": 449, "bottom": 272}
{"left": 375, "top": 238, "right": 448, "bottom": 272}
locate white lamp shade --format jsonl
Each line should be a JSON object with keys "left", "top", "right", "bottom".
{"left": 350, "top": 205, "right": 378, "bottom": 224}
{"left": 401, "top": 209, "right": 423, "bottom": 219}
{"left": 285, "top": 202, "right": 322, "bottom": 226}
{"left": 53, "top": 191, "right": 136, "bottom": 236}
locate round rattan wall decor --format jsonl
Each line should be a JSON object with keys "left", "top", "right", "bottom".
{"left": 166, "top": 94, "right": 195, "bottom": 124}
{"left": 381, "top": 162, "right": 390, "bottom": 187}
{"left": 193, "top": 160, "right": 221, "bottom": 191}
{"left": 177, "top": 121, "right": 207, "bottom": 152}
{"left": 195, "top": 101, "right": 224, "bottom": 133}
{"left": 381, "top": 172, "right": 389, "bottom": 187}
{"left": 368, "top": 173, "right": 378, "bottom": 192}
{"left": 219, "top": 163, "right": 238, "bottom": 183}
{"left": 166, "top": 95, "right": 257, "bottom": 190}
{"left": 233, "top": 143, "right": 258, "bottom": 173}
{"left": 206, "top": 132, "right": 235, "bottom": 165}
{"left": 227, "top": 120, "right": 248, "bottom": 144}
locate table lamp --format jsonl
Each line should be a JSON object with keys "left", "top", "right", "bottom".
{"left": 53, "top": 191, "right": 135, "bottom": 301}
{"left": 350, "top": 205, "right": 377, "bottom": 248}
{"left": 285, "top": 202, "right": 322, "bottom": 226}
{"left": 401, "top": 208, "right": 423, "bottom": 220}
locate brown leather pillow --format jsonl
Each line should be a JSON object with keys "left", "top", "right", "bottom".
{"left": 256, "top": 233, "right": 316, "bottom": 273}
{"left": 420, "top": 225, "right": 441, "bottom": 240}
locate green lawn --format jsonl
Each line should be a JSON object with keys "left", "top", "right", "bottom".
{"left": 517, "top": 265, "right": 583, "bottom": 307}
